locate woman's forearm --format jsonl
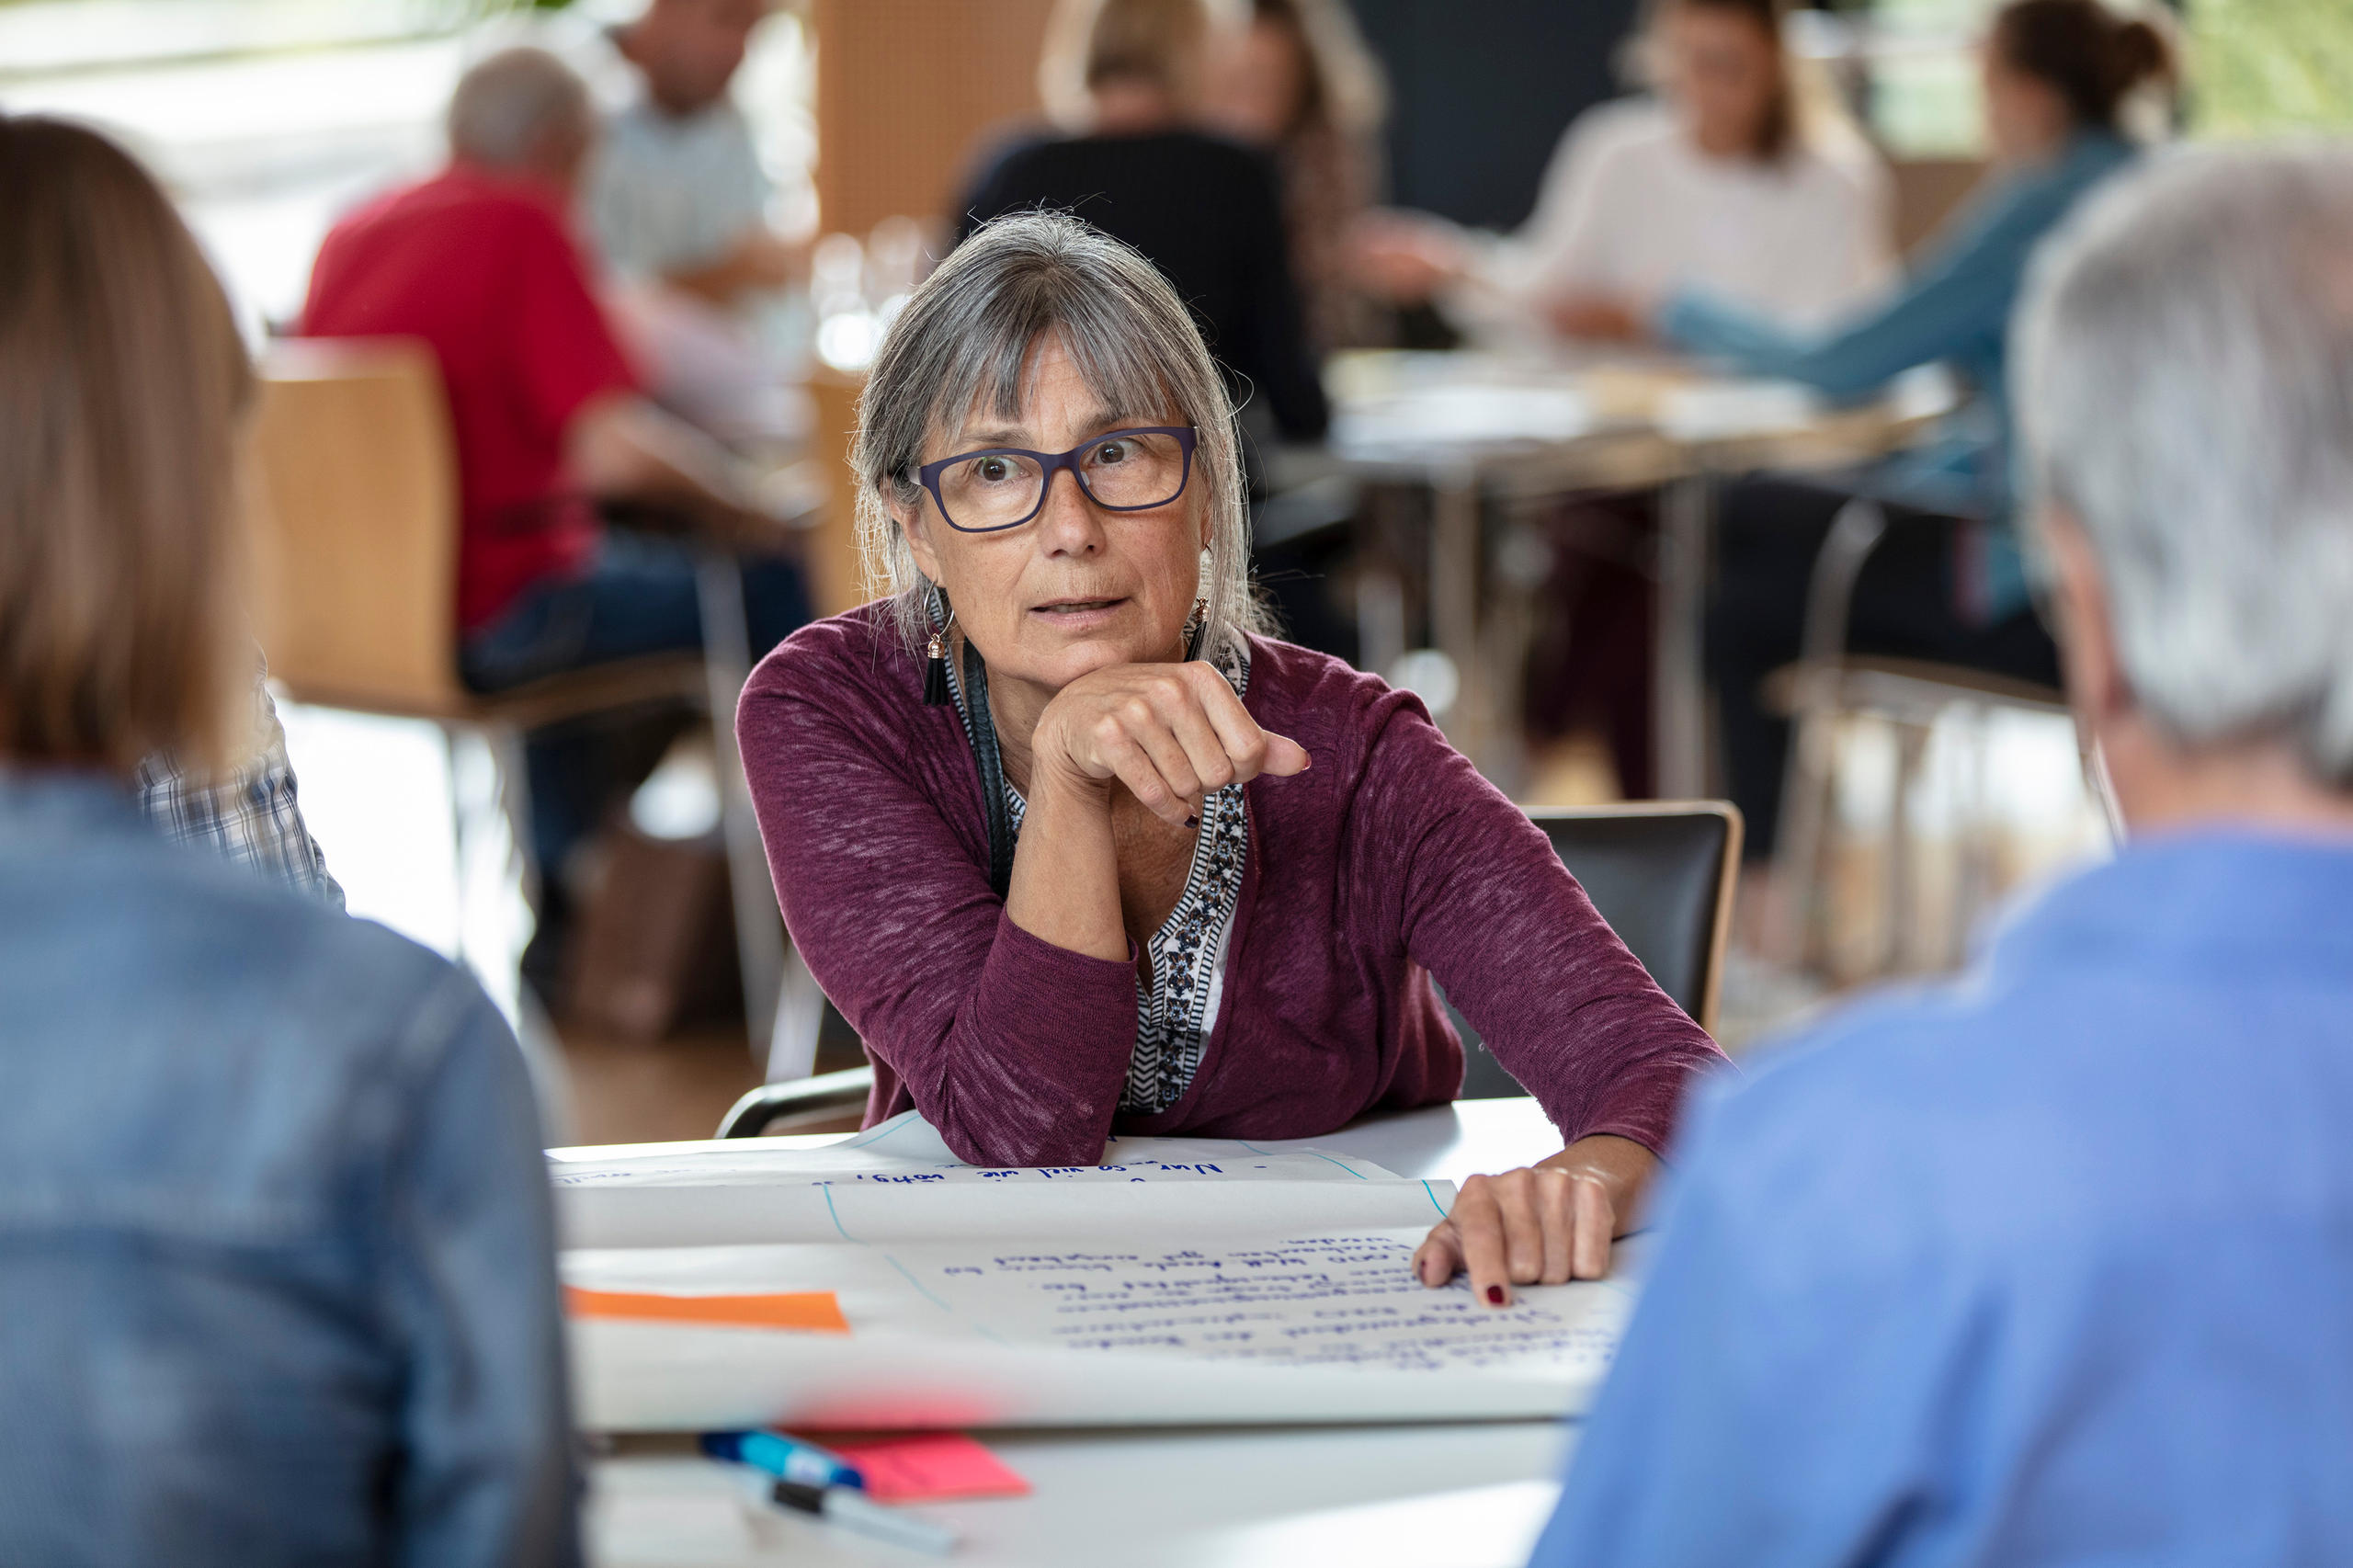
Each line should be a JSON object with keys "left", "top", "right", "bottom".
{"left": 1003, "top": 771, "right": 1130, "bottom": 961}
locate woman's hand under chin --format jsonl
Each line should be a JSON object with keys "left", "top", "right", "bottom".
{"left": 1029, "top": 660, "right": 1311, "bottom": 826}
{"left": 1413, "top": 1134, "right": 1658, "bottom": 1308}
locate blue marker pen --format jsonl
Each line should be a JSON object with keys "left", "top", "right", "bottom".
{"left": 699, "top": 1430, "right": 867, "bottom": 1491}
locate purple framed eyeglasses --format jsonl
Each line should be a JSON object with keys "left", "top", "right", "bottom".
{"left": 913, "top": 426, "right": 1199, "bottom": 533}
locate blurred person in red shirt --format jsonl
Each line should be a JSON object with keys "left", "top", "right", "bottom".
{"left": 301, "top": 47, "right": 808, "bottom": 965}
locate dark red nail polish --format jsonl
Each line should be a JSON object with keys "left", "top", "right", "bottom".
{"left": 1485, "top": 1285, "right": 1506, "bottom": 1305}
{"left": 1185, "top": 814, "right": 1199, "bottom": 828}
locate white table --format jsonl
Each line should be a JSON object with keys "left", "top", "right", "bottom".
{"left": 581, "top": 1099, "right": 1585, "bottom": 1568}
{"left": 1313, "top": 350, "right": 1955, "bottom": 796}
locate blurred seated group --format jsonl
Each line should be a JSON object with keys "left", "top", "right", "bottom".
{"left": 301, "top": 31, "right": 813, "bottom": 970}
{"left": 10, "top": 74, "right": 2353, "bottom": 1557}
{"left": 996, "top": 0, "right": 2178, "bottom": 900}
{"left": 1361, "top": 0, "right": 2172, "bottom": 885}
{"left": 248, "top": 0, "right": 2191, "bottom": 980}
{"left": 188, "top": 0, "right": 2193, "bottom": 1001}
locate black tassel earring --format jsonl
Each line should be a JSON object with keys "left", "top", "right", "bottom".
{"left": 1184, "top": 545, "right": 1211, "bottom": 659}
{"left": 923, "top": 607, "right": 955, "bottom": 706}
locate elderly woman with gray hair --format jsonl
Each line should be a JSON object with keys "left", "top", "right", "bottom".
{"left": 739, "top": 212, "right": 1723, "bottom": 1302}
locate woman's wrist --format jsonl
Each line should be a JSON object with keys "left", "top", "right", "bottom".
{"left": 1538, "top": 1134, "right": 1657, "bottom": 1228}
{"left": 1027, "top": 740, "right": 1116, "bottom": 816}
{"left": 1004, "top": 740, "right": 1128, "bottom": 962}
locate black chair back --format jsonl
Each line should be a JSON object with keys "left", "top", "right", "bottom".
{"left": 1450, "top": 801, "right": 1741, "bottom": 1098}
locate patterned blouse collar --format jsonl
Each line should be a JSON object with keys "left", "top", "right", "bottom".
{"left": 947, "top": 636, "right": 1254, "bottom": 1114}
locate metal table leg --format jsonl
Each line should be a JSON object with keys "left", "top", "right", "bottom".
{"left": 694, "top": 551, "right": 788, "bottom": 1060}
{"left": 1428, "top": 464, "right": 1492, "bottom": 772}
{"left": 1654, "top": 473, "right": 1714, "bottom": 801}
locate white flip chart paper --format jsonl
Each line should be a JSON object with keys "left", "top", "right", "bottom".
{"left": 557, "top": 1113, "right": 1643, "bottom": 1430}
{"left": 903, "top": 1232, "right": 1627, "bottom": 1375}
{"left": 565, "top": 1227, "right": 1642, "bottom": 1430}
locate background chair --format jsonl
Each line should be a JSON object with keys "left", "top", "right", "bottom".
{"left": 717, "top": 799, "right": 1743, "bottom": 1136}
{"left": 1449, "top": 801, "right": 1742, "bottom": 1098}
{"left": 1767, "top": 497, "right": 2087, "bottom": 981}
{"left": 243, "top": 336, "right": 795, "bottom": 1052}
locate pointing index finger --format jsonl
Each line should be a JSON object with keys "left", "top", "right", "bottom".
{"left": 1184, "top": 664, "right": 1310, "bottom": 780}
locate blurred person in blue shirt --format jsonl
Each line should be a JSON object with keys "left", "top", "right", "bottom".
{"left": 1530, "top": 142, "right": 2353, "bottom": 1568}
{"left": 1676, "top": 0, "right": 2172, "bottom": 870}
{"left": 0, "top": 115, "right": 576, "bottom": 1568}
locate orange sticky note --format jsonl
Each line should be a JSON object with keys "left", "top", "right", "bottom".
{"left": 563, "top": 1287, "right": 849, "bottom": 1334}
{"left": 803, "top": 1432, "right": 1031, "bottom": 1502}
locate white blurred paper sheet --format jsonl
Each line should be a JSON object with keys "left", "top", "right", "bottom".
{"left": 1332, "top": 384, "right": 1597, "bottom": 457}
{"left": 566, "top": 1228, "right": 1642, "bottom": 1431}
{"left": 549, "top": 1111, "right": 1426, "bottom": 1248}
{"left": 547, "top": 1108, "right": 1399, "bottom": 1187}
{"left": 1654, "top": 379, "right": 1824, "bottom": 440}
{"left": 562, "top": 1175, "right": 1458, "bottom": 1250}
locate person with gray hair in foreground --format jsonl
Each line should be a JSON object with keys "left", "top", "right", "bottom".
{"left": 1527, "top": 142, "right": 2353, "bottom": 1567}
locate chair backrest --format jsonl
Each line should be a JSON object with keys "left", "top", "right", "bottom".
{"left": 244, "top": 337, "right": 468, "bottom": 716}
{"left": 802, "top": 368, "right": 871, "bottom": 618}
{"left": 1452, "top": 801, "right": 1743, "bottom": 1098}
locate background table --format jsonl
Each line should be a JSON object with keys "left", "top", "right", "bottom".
{"left": 1305, "top": 350, "right": 1955, "bottom": 797}
{"left": 577, "top": 1099, "right": 1586, "bottom": 1568}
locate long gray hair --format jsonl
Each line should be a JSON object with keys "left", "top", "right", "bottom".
{"left": 854, "top": 210, "right": 1268, "bottom": 661}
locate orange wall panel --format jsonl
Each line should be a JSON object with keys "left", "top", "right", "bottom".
{"left": 813, "top": 0, "right": 1059, "bottom": 239}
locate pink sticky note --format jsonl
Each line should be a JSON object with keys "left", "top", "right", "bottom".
{"left": 797, "top": 1432, "right": 1031, "bottom": 1502}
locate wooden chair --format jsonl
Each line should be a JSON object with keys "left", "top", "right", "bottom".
{"left": 243, "top": 337, "right": 794, "bottom": 1040}
{"left": 714, "top": 799, "right": 1744, "bottom": 1135}
{"left": 244, "top": 336, "right": 704, "bottom": 728}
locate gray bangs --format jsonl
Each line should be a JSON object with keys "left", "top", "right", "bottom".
{"left": 852, "top": 210, "right": 1267, "bottom": 660}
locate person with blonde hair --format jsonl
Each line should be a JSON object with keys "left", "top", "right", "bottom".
{"left": 1204, "top": 0, "right": 1392, "bottom": 352}
{"left": 0, "top": 115, "right": 576, "bottom": 1567}
{"left": 957, "top": 0, "right": 1329, "bottom": 442}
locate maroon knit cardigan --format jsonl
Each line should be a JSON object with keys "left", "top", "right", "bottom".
{"left": 737, "top": 604, "right": 1725, "bottom": 1166}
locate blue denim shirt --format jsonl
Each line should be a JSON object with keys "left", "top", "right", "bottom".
{"left": 1531, "top": 833, "right": 2353, "bottom": 1566}
{"left": 1659, "top": 131, "right": 2139, "bottom": 618}
{"left": 0, "top": 769, "right": 579, "bottom": 1568}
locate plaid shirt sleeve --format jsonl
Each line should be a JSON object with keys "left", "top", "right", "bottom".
{"left": 133, "top": 683, "right": 347, "bottom": 912}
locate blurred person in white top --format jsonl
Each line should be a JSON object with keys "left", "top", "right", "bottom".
{"left": 589, "top": 0, "right": 800, "bottom": 302}
{"left": 1357, "top": 0, "right": 1892, "bottom": 343}
{"left": 586, "top": 0, "right": 811, "bottom": 444}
